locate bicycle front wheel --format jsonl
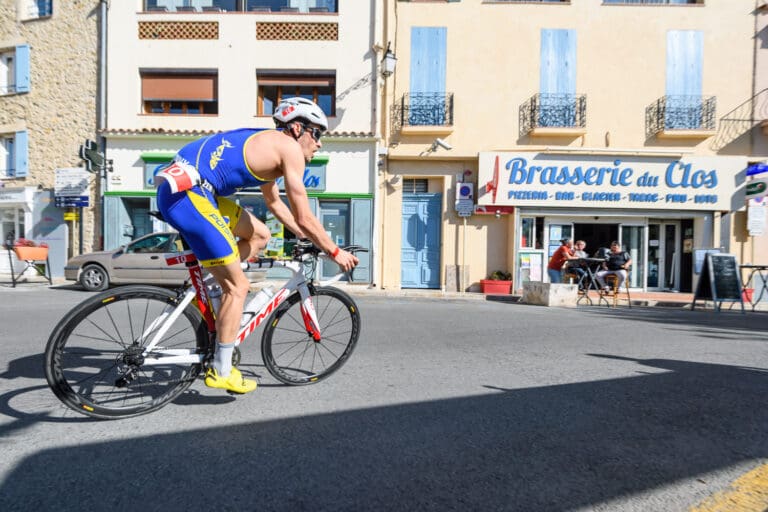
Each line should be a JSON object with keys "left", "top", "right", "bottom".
{"left": 44, "top": 285, "right": 208, "bottom": 419}
{"left": 261, "top": 286, "right": 360, "bottom": 385}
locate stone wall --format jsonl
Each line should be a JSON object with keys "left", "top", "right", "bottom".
{"left": 0, "top": 0, "right": 100, "bottom": 253}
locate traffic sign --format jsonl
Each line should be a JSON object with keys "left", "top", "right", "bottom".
{"left": 55, "top": 168, "right": 90, "bottom": 196}
{"left": 55, "top": 195, "right": 89, "bottom": 208}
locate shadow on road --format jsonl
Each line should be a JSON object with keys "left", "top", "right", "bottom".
{"left": 0, "top": 356, "right": 765, "bottom": 511}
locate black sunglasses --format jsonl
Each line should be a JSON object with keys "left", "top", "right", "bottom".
{"left": 302, "top": 125, "right": 324, "bottom": 142}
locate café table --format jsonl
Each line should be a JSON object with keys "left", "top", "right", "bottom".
{"left": 568, "top": 257, "right": 610, "bottom": 306}
{"left": 739, "top": 264, "right": 768, "bottom": 311}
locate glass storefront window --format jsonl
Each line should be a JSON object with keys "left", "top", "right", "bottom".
{"left": 1, "top": 207, "right": 25, "bottom": 245}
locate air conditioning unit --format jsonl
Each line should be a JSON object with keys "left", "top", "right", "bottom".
{"left": 456, "top": 183, "right": 474, "bottom": 201}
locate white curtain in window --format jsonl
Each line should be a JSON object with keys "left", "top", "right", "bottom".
{"left": 0, "top": 138, "right": 10, "bottom": 174}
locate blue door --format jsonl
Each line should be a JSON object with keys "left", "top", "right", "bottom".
{"left": 401, "top": 193, "right": 441, "bottom": 289}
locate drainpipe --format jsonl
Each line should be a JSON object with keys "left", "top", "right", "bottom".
{"left": 98, "top": 0, "right": 108, "bottom": 249}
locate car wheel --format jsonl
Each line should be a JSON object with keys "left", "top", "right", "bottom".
{"left": 80, "top": 264, "right": 109, "bottom": 291}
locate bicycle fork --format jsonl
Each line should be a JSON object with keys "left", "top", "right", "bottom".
{"left": 298, "top": 286, "right": 322, "bottom": 342}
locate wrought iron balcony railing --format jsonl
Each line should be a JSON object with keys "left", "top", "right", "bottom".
{"left": 392, "top": 93, "right": 454, "bottom": 131}
{"left": 645, "top": 95, "right": 716, "bottom": 138}
{"left": 519, "top": 93, "right": 587, "bottom": 135}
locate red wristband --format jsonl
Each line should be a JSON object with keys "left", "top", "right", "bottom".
{"left": 331, "top": 247, "right": 340, "bottom": 258}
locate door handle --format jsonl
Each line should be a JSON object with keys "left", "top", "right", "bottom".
{"left": 150, "top": 255, "right": 159, "bottom": 259}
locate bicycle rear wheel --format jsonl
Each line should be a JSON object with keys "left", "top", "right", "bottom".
{"left": 44, "top": 285, "right": 208, "bottom": 419}
{"left": 261, "top": 285, "right": 360, "bottom": 385}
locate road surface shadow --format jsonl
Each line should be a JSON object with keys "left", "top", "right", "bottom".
{"left": 0, "top": 356, "right": 765, "bottom": 511}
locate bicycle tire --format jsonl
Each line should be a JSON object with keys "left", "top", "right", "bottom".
{"left": 44, "top": 285, "right": 208, "bottom": 419}
{"left": 261, "top": 285, "right": 360, "bottom": 385}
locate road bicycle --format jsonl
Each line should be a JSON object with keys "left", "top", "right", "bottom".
{"left": 44, "top": 237, "right": 367, "bottom": 420}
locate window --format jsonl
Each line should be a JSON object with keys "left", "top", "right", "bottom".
{"left": 0, "top": 45, "right": 30, "bottom": 95}
{"left": 141, "top": 71, "right": 218, "bottom": 115}
{"left": 21, "top": 0, "right": 52, "bottom": 19}
{"left": 603, "top": 0, "right": 699, "bottom": 3}
{"left": 1, "top": 207, "right": 26, "bottom": 245}
{"left": 402, "top": 179, "right": 428, "bottom": 193}
{"left": 257, "top": 72, "right": 335, "bottom": 116}
{"left": 0, "top": 132, "right": 28, "bottom": 178}
{"left": 143, "top": 1, "right": 337, "bottom": 12}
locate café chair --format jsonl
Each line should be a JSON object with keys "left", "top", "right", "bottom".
{"left": 604, "top": 269, "right": 632, "bottom": 308}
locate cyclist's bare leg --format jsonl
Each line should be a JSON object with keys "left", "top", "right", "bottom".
{"left": 233, "top": 208, "right": 271, "bottom": 261}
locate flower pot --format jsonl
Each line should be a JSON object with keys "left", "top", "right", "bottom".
{"left": 742, "top": 288, "right": 753, "bottom": 303}
{"left": 13, "top": 246, "right": 49, "bottom": 261}
{"left": 480, "top": 279, "right": 512, "bottom": 294}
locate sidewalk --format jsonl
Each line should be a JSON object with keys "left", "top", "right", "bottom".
{"left": 2, "top": 274, "right": 765, "bottom": 311}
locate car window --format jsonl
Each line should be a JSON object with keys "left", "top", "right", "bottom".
{"left": 127, "top": 234, "right": 171, "bottom": 254}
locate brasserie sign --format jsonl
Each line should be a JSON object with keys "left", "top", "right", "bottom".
{"left": 478, "top": 153, "right": 746, "bottom": 211}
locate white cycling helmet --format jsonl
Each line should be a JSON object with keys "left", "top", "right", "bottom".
{"left": 272, "top": 97, "right": 328, "bottom": 131}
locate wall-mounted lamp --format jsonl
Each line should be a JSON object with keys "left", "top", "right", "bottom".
{"left": 380, "top": 42, "right": 397, "bottom": 78}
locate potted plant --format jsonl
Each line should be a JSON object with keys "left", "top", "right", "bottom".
{"left": 480, "top": 270, "right": 512, "bottom": 294}
{"left": 12, "top": 238, "right": 49, "bottom": 261}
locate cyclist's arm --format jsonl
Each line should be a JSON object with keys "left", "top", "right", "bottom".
{"left": 260, "top": 181, "right": 305, "bottom": 239}
{"left": 280, "top": 154, "right": 337, "bottom": 255}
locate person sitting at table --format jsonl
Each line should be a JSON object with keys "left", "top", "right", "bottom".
{"left": 564, "top": 240, "right": 589, "bottom": 285}
{"left": 547, "top": 238, "right": 578, "bottom": 283}
{"left": 596, "top": 241, "right": 632, "bottom": 292}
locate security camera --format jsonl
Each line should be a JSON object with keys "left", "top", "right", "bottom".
{"left": 433, "top": 138, "right": 452, "bottom": 151}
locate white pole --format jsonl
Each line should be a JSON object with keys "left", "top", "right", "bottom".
{"left": 462, "top": 216, "right": 467, "bottom": 294}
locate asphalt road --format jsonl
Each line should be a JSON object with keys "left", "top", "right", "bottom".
{"left": 0, "top": 285, "right": 766, "bottom": 511}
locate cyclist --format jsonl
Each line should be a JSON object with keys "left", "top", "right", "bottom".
{"left": 156, "top": 97, "right": 359, "bottom": 394}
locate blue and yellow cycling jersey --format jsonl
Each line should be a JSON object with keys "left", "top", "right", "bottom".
{"left": 157, "top": 128, "right": 276, "bottom": 268}
{"left": 176, "top": 128, "right": 274, "bottom": 196}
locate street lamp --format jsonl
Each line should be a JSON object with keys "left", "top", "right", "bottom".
{"left": 380, "top": 42, "right": 397, "bottom": 78}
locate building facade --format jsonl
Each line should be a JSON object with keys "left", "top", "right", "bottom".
{"left": 378, "top": 0, "right": 767, "bottom": 295}
{"left": 103, "top": 0, "right": 381, "bottom": 282}
{"left": 0, "top": 0, "right": 100, "bottom": 277}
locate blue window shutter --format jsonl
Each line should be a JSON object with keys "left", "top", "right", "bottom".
{"left": 666, "top": 30, "right": 702, "bottom": 97}
{"left": 15, "top": 45, "right": 30, "bottom": 93}
{"left": 539, "top": 29, "right": 576, "bottom": 127}
{"left": 540, "top": 29, "right": 576, "bottom": 95}
{"left": 666, "top": 30, "right": 703, "bottom": 129}
{"left": 409, "top": 27, "right": 447, "bottom": 125}
{"left": 14, "top": 131, "right": 28, "bottom": 177}
{"left": 410, "top": 27, "right": 447, "bottom": 94}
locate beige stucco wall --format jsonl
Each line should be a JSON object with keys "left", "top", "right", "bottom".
{"left": 0, "top": 0, "right": 100, "bottom": 253}
{"left": 107, "top": 1, "right": 379, "bottom": 134}
{"left": 379, "top": 0, "right": 764, "bottom": 291}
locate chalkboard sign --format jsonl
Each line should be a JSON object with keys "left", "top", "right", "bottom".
{"left": 692, "top": 253, "right": 744, "bottom": 312}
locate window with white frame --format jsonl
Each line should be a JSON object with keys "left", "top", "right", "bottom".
{"left": 0, "top": 45, "right": 30, "bottom": 95}
{"left": 22, "top": 0, "right": 53, "bottom": 20}
{"left": 0, "top": 132, "right": 28, "bottom": 178}
{"left": 0, "top": 52, "right": 14, "bottom": 95}
{"left": 0, "top": 136, "right": 14, "bottom": 177}
{"left": 1, "top": 207, "right": 26, "bottom": 246}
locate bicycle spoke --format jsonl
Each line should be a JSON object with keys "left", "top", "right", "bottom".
{"left": 262, "top": 287, "right": 359, "bottom": 385}
{"left": 45, "top": 286, "right": 205, "bottom": 418}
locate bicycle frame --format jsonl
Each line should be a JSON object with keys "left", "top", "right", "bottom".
{"left": 138, "top": 250, "right": 330, "bottom": 366}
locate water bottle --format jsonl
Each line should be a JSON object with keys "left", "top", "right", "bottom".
{"left": 207, "top": 283, "right": 222, "bottom": 314}
{"left": 241, "top": 286, "right": 275, "bottom": 326}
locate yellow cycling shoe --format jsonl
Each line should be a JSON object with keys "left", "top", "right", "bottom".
{"left": 204, "top": 367, "right": 257, "bottom": 394}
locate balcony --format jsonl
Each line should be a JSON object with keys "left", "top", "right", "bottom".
{"left": 392, "top": 93, "right": 454, "bottom": 135}
{"left": 519, "top": 93, "right": 587, "bottom": 137}
{"left": 645, "top": 95, "right": 716, "bottom": 139}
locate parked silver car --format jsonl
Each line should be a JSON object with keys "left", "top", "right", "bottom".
{"left": 64, "top": 232, "right": 189, "bottom": 291}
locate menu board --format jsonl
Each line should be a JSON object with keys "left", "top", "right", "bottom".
{"left": 692, "top": 253, "right": 744, "bottom": 312}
